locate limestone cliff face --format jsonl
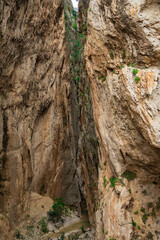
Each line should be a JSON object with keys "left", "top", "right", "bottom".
{"left": 0, "top": 0, "right": 81, "bottom": 234}
{"left": 85, "top": 0, "right": 160, "bottom": 239}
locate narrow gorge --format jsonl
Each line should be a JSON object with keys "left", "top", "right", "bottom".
{"left": 0, "top": 0, "right": 160, "bottom": 239}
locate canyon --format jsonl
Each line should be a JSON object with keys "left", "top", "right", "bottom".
{"left": 0, "top": 0, "right": 160, "bottom": 239}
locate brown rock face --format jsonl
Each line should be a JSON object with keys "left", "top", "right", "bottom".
{"left": 85, "top": 0, "right": 160, "bottom": 239}
{"left": 0, "top": 0, "right": 81, "bottom": 231}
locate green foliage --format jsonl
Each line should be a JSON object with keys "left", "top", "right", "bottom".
{"left": 104, "top": 161, "right": 107, "bottom": 166}
{"left": 81, "top": 225, "right": 86, "bottom": 233}
{"left": 15, "top": 230, "right": 24, "bottom": 239}
{"left": 68, "top": 232, "right": 80, "bottom": 240}
{"left": 122, "top": 50, "right": 126, "bottom": 59}
{"left": 109, "top": 176, "right": 123, "bottom": 188}
{"left": 82, "top": 22, "right": 87, "bottom": 32}
{"left": 133, "top": 69, "right": 138, "bottom": 75}
{"left": 142, "top": 214, "right": 148, "bottom": 224}
{"left": 120, "top": 65, "right": 124, "bottom": 69}
{"left": 103, "top": 176, "right": 108, "bottom": 188}
{"left": 132, "top": 220, "right": 136, "bottom": 227}
{"left": 48, "top": 198, "right": 68, "bottom": 222}
{"left": 138, "top": 225, "right": 141, "bottom": 230}
{"left": 72, "top": 9, "right": 77, "bottom": 19}
{"left": 26, "top": 225, "right": 34, "bottom": 231}
{"left": 140, "top": 207, "right": 145, "bottom": 213}
{"left": 135, "top": 76, "right": 140, "bottom": 84}
{"left": 98, "top": 76, "right": 106, "bottom": 82}
{"left": 129, "top": 62, "right": 135, "bottom": 67}
{"left": 134, "top": 210, "right": 138, "bottom": 215}
{"left": 101, "top": 76, "right": 106, "bottom": 82}
{"left": 151, "top": 208, "right": 156, "bottom": 217}
{"left": 72, "top": 22, "right": 77, "bottom": 30}
{"left": 121, "top": 171, "right": 137, "bottom": 181}
{"left": 147, "top": 231, "right": 154, "bottom": 239}
{"left": 38, "top": 217, "right": 49, "bottom": 233}
{"left": 57, "top": 233, "right": 65, "bottom": 240}
{"left": 25, "top": 214, "right": 30, "bottom": 219}
{"left": 110, "top": 51, "right": 114, "bottom": 59}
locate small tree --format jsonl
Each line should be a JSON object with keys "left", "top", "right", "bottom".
{"left": 48, "top": 198, "right": 68, "bottom": 222}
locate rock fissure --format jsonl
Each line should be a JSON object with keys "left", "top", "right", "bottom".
{"left": 0, "top": 0, "right": 160, "bottom": 239}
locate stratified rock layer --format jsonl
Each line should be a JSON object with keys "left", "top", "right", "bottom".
{"left": 85, "top": 0, "right": 160, "bottom": 239}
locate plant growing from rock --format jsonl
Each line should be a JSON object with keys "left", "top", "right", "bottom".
{"left": 147, "top": 231, "right": 154, "bottom": 239}
{"left": 121, "top": 171, "right": 137, "bottom": 181}
{"left": 122, "top": 50, "right": 126, "bottom": 59}
{"left": 135, "top": 76, "right": 140, "bottom": 83}
{"left": 109, "top": 176, "right": 123, "bottom": 187}
{"left": 132, "top": 220, "right": 136, "bottom": 227}
{"left": 133, "top": 69, "right": 138, "bottom": 75}
{"left": 81, "top": 225, "right": 86, "bottom": 233}
{"left": 38, "top": 217, "right": 49, "bottom": 233}
{"left": 14, "top": 230, "right": 24, "bottom": 239}
{"left": 142, "top": 214, "right": 148, "bottom": 224}
{"left": 110, "top": 51, "right": 114, "bottom": 59}
{"left": 57, "top": 232, "right": 65, "bottom": 240}
{"left": 48, "top": 198, "right": 68, "bottom": 222}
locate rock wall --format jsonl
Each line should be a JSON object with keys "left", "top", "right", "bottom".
{"left": 65, "top": 0, "right": 99, "bottom": 225}
{"left": 85, "top": 0, "right": 160, "bottom": 239}
{"left": 0, "top": 0, "right": 81, "bottom": 233}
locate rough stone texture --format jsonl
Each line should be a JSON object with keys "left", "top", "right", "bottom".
{"left": 85, "top": 0, "right": 160, "bottom": 239}
{"left": 77, "top": 0, "right": 89, "bottom": 33}
{"left": 0, "top": 0, "right": 81, "bottom": 236}
{"left": 65, "top": 0, "right": 99, "bottom": 226}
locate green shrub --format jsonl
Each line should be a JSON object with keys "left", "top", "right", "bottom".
{"left": 121, "top": 171, "right": 137, "bottom": 181}
{"left": 72, "top": 22, "right": 77, "bottom": 30}
{"left": 38, "top": 217, "right": 49, "bottom": 233}
{"left": 48, "top": 198, "right": 68, "bottom": 222}
{"left": 151, "top": 208, "right": 156, "bottom": 217}
{"left": 81, "top": 225, "right": 86, "bottom": 233}
{"left": 15, "top": 230, "right": 24, "bottom": 239}
{"left": 132, "top": 220, "right": 136, "bottom": 227}
{"left": 109, "top": 176, "right": 123, "bottom": 187}
{"left": 57, "top": 232, "right": 65, "bottom": 240}
{"left": 103, "top": 176, "right": 108, "bottom": 188}
{"left": 68, "top": 232, "right": 80, "bottom": 240}
{"left": 129, "top": 62, "right": 135, "bottom": 67}
{"left": 140, "top": 207, "right": 145, "bottom": 213}
{"left": 142, "top": 214, "right": 148, "bottom": 224}
{"left": 135, "top": 76, "right": 140, "bottom": 83}
{"left": 133, "top": 69, "right": 138, "bottom": 75}
{"left": 134, "top": 210, "right": 138, "bottom": 215}
{"left": 147, "top": 231, "right": 154, "bottom": 239}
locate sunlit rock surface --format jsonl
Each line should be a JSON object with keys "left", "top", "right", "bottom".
{"left": 85, "top": 0, "right": 160, "bottom": 239}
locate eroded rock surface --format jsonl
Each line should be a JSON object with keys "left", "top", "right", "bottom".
{"left": 0, "top": 0, "right": 81, "bottom": 237}
{"left": 85, "top": 0, "right": 160, "bottom": 239}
